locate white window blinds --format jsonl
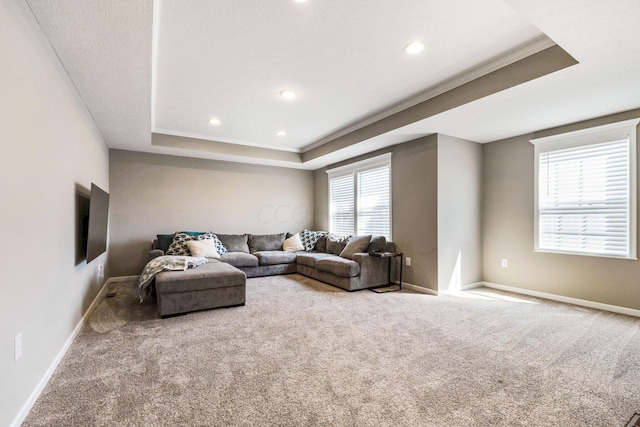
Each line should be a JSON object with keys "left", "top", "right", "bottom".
{"left": 329, "top": 173, "right": 355, "bottom": 235}
{"left": 532, "top": 118, "right": 638, "bottom": 259}
{"left": 357, "top": 166, "right": 390, "bottom": 237}
{"left": 327, "top": 153, "right": 392, "bottom": 239}
{"left": 538, "top": 140, "right": 629, "bottom": 257}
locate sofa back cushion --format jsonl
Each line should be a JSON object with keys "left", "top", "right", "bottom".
{"left": 326, "top": 234, "right": 350, "bottom": 255}
{"left": 248, "top": 233, "right": 287, "bottom": 253}
{"left": 217, "top": 234, "right": 250, "bottom": 253}
{"left": 156, "top": 234, "right": 175, "bottom": 253}
{"left": 314, "top": 234, "right": 328, "bottom": 252}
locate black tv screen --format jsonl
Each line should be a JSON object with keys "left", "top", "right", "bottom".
{"left": 75, "top": 193, "right": 90, "bottom": 265}
{"left": 86, "top": 183, "right": 109, "bottom": 263}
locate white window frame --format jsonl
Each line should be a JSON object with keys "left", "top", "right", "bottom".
{"left": 531, "top": 118, "right": 639, "bottom": 260}
{"left": 326, "top": 153, "right": 392, "bottom": 239}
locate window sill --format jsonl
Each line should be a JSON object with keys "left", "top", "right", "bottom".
{"left": 533, "top": 249, "right": 637, "bottom": 261}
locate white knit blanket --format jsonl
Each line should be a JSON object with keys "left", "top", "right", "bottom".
{"left": 138, "top": 255, "right": 208, "bottom": 302}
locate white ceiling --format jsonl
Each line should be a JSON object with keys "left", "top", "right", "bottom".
{"left": 25, "top": 0, "right": 640, "bottom": 170}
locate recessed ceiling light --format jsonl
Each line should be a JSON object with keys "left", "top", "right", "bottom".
{"left": 208, "top": 118, "right": 221, "bottom": 126}
{"left": 277, "top": 131, "right": 287, "bottom": 137}
{"left": 280, "top": 90, "right": 296, "bottom": 100}
{"left": 403, "top": 41, "right": 425, "bottom": 55}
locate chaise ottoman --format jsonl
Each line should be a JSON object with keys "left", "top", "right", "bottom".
{"left": 154, "top": 260, "right": 246, "bottom": 317}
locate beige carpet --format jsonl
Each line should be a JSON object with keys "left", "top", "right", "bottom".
{"left": 23, "top": 274, "right": 640, "bottom": 426}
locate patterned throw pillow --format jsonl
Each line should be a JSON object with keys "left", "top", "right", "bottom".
{"left": 166, "top": 231, "right": 228, "bottom": 256}
{"left": 299, "top": 229, "right": 326, "bottom": 251}
{"left": 197, "top": 231, "right": 228, "bottom": 255}
{"left": 165, "top": 232, "right": 193, "bottom": 256}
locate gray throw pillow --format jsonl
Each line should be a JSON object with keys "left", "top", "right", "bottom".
{"left": 340, "top": 235, "right": 372, "bottom": 259}
{"left": 326, "top": 234, "right": 350, "bottom": 255}
{"left": 366, "top": 236, "right": 387, "bottom": 253}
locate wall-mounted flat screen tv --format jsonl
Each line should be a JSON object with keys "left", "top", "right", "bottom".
{"left": 86, "top": 183, "right": 110, "bottom": 263}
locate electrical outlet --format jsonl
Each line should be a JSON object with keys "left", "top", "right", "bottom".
{"left": 98, "top": 264, "right": 104, "bottom": 278}
{"left": 406, "top": 257, "right": 411, "bottom": 267}
{"left": 501, "top": 259, "right": 508, "bottom": 268}
{"left": 14, "top": 334, "right": 22, "bottom": 361}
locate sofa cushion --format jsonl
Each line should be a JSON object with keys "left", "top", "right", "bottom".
{"left": 254, "top": 250, "right": 297, "bottom": 265}
{"left": 219, "top": 252, "right": 259, "bottom": 267}
{"left": 217, "top": 234, "right": 250, "bottom": 253}
{"left": 326, "top": 234, "right": 350, "bottom": 255}
{"left": 155, "top": 261, "right": 245, "bottom": 294}
{"left": 340, "top": 235, "right": 372, "bottom": 259}
{"left": 315, "top": 257, "right": 361, "bottom": 278}
{"left": 366, "top": 236, "right": 387, "bottom": 253}
{"left": 296, "top": 252, "right": 335, "bottom": 268}
{"left": 283, "top": 233, "right": 305, "bottom": 252}
{"left": 248, "top": 233, "right": 287, "bottom": 253}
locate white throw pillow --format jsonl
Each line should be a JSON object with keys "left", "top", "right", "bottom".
{"left": 283, "top": 233, "right": 305, "bottom": 252}
{"left": 186, "top": 239, "right": 220, "bottom": 258}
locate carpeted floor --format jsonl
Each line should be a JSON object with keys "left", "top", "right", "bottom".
{"left": 22, "top": 274, "right": 640, "bottom": 426}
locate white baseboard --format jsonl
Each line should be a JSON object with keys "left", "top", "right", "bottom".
{"left": 401, "top": 282, "right": 438, "bottom": 295}
{"left": 482, "top": 281, "right": 640, "bottom": 318}
{"left": 402, "top": 281, "right": 483, "bottom": 296}
{"left": 10, "top": 277, "right": 113, "bottom": 427}
{"left": 439, "top": 282, "right": 484, "bottom": 295}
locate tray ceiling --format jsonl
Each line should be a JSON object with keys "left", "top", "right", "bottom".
{"left": 25, "top": 0, "right": 640, "bottom": 169}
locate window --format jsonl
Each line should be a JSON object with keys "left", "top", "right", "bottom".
{"left": 532, "top": 118, "right": 639, "bottom": 259}
{"left": 327, "top": 153, "right": 392, "bottom": 239}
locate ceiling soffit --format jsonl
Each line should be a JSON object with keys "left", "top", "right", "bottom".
{"left": 155, "top": 43, "right": 577, "bottom": 167}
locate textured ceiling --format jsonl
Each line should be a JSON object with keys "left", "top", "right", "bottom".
{"left": 153, "top": 0, "right": 543, "bottom": 151}
{"left": 25, "top": 0, "right": 640, "bottom": 169}
{"left": 25, "top": 0, "right": 152, "bottom": 149}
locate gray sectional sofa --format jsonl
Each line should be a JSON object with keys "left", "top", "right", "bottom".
{"left": 148, "top": 231, "right": 395, "bottom": 316}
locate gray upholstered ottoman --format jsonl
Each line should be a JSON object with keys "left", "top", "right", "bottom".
{"left": 155, "top": 260, "right": 246, "bottom": 317}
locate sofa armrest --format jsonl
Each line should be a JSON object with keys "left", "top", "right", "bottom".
{"left": 352, "top": 253, "right": 389, "bottom": 287}
{"left": 149, "top": 249, "right": 164, "bottom": 261}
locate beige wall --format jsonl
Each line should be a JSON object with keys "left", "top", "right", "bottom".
{"left": 393, "top": 137, "right": 439, "bottom": 290}
{"left": 313, "top": 134, "right": 484, "bottom": 293}
{"left": 483, "top": 109, "right": 640, "bottom": 309}
{"left": 0, "top": 1, "right": 110, "bottom": 425}
{"left": 313, "top": 168, "right": 329, "bottom": 232}
{"left": 313, "top": 136, "right": 439, "bottom": 290}
{"left": 437, "top": 135, "right": 483, "bottom": 291}
{"left": 108, "top": 150, "right": 314, "bottom": 276}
